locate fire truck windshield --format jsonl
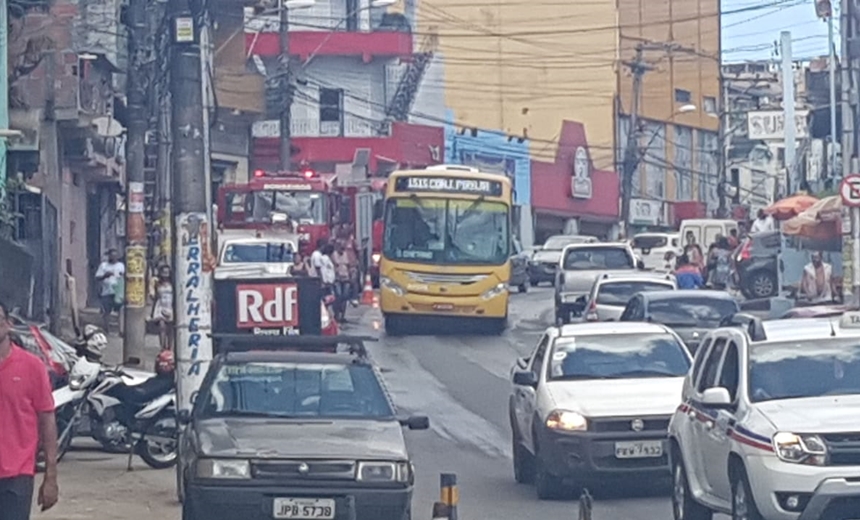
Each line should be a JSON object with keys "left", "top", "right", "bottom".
{"left": 224, "top": 190, "right": 327, "bottom": 225}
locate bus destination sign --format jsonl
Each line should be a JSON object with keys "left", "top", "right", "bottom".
{"left": 395, "top": 176, "right": 503, "bottom": 196}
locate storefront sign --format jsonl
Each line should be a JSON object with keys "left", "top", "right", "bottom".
{"left": 252, "top": 120, "right": 280, "bottom": 138}
{"left": 629, "top": 198, "right": 666, "bottom": 226}
{"left": 747, "top": 110, "right": 809, "bottom": 141}
{"left": 571, "top": 147, "right": 592, "bottom": 199}
{"left": 394, "top": 176, "right": 503, "bottom": 196}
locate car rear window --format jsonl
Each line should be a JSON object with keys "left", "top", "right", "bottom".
{"left": 632, "top": 236, "right": 667, "bottom": 250}
{"left": 563, "top": 247, "right": 633, "bottom": 270}
{"left": 548, "top": 333, "right": 690, "bottom": 380}
{"left": 646, "top": 297, "right": 739, "bottom": 327}
{"left": 596, "top": 281, "right": 675, "bottom": 306}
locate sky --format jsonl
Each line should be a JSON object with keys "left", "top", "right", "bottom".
{"left": 722, "top": 0, "right": 836, "bottom": 63}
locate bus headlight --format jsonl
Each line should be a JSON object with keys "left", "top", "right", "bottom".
{"left": 481, "top": 283, "right": 507, "bottom": 300}
{"left": 380, "top": 276, "right": 405, "bottom": 296}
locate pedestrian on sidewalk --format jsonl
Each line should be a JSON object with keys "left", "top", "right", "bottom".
{"left": 150, "top": 264, "right": 174, "bottom": 352}
{"left": 0, "top": 301, "right": 59, "bottom": 519}
{"left": 95, "top": 249, "right": 125, "bottom": 334}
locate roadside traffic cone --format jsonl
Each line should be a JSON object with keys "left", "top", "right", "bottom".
{"left": 361, "top": 274, "right": 375, "bottom": 305}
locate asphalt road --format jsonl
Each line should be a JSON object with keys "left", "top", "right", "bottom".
{"left": 362, "top": 285, "right": 733, "bottom": 520}
{"left": 47, "top": 288, "right": 736, "bottom": 520}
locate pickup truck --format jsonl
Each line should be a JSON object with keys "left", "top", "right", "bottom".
{"left": 554, "top": 242, "right": 645, "bottom": 324}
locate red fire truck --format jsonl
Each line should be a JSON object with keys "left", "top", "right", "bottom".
{"left": 216, "top": 168, "right": 385, "bottom": 272}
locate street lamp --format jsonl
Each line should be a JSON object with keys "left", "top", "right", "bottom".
{"left": 677, "top": 104, "right": 698, "bottom": 114}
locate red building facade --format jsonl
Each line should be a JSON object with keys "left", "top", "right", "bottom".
{"left": 530, "top": 121, "right": 621, "bottom": 241}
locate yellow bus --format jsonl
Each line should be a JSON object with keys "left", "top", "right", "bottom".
{"left": 379, "top": 165, "right": 513, "bottom": 335}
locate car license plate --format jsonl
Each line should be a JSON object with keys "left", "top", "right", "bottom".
{"left": 433, "top": 303, "right": 454, "bottom": 311}
{"left": 615, "top": 440, "right": 663, "bottom": 459}
{"left": 273, "top": 498, "right": 335, "bottom": 519}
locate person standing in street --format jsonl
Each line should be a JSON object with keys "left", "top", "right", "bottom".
{"left": 95, "top": 249, "right": 125, "bottom": 334}
{"left": 0, "top": 301, "right": 59, "bottom": 519}
{"left": 750, "top": 209, "right": 776, "bottom": 234}
{"left": 150, "top": 264, "right": 174, "bottom": 352}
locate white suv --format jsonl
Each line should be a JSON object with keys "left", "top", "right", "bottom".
{"left": 668, "top": 313, "right": 860, "bottom": 520}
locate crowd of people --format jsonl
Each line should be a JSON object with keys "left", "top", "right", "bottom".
{"left": 659, "top": 209, "right": 838, "bottom": 303}
{"left": 292, "top": 224, "right": 362, "bottom": 322}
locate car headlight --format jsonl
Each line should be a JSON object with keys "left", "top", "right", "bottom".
{"left": 545, "top": 410, "right": 588, "bottom": 432}
{"left": 773, "top": 432, "right": 827, "bottom": 466}
{"left": 69, "top": 374, "right": 87, "bottom": 391}
{"left": 356, "top": 461, "right": 411, "bottom": 483}
{"left": 372, "top": 253, "right": 381, "bottom": 265}
{"left": 481, "top": 283, "right": 508, "bottom": 300}
{"left": 196, "top": 459, "right": 251, "bottom": 479}
{"left": 380, "top": 276, "right": 405, "bottom": 296}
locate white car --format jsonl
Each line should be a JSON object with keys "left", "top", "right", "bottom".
{"left": 215, "top": 237, "right": 297, "bottom": 279}
{"left": 669, "top": 312, "right": 860, "bottom": 520}
{"left": 581, "top": 272, "right": 677, "bottom": 322}
{"left": 509, "top": 322, "right": 692, "bottom": 499}
{"left": 630, "top": 232, "right": 682, "bottom": 272}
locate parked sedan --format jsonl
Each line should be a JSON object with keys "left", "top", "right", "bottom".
{"left": 509, "top": 322, "right": 691, "bottom": 499}
{"left": 619, "top": 290, "right": 740, "bottom": 354}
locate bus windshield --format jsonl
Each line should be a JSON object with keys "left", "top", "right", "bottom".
{"left": 224, "top": 190, "right": 327, "bottom": 225}
{"left": 383, "top": 197, "right": 509, "bottom": 265}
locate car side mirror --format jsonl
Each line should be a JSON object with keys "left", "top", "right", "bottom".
{"left": 177, "top": 409, "right": 192, "bottom": 425}
{"left": 513, "top": 370, "right": 538, "bottom": 387}
{"left": 636, "top": 259, "right": 646, "bottom": 270}
{"left": 399, "top": 415, "right": 430, "bottom": 430}
{"left": 701, "top": 387, "right": 733, "bottom": 409}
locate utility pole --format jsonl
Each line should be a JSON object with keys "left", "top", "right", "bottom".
{"left": 781, "top": 31, "right": 797, "bottom": 195}
{"left": 279, "top": 0, "right": 292, "bottom": 170}
{"left": 123, "top": 0, "right": 149, "bottom": 365}
{"left": 170, "top": 0, "right": 214, "bottom": 412}
{"left": 829, "top": 11, "right": 838, "bottom": 181}
{"left": 619, "top": 44, "right": 653, "bottom": 236}
{"left": 0, "top": 0, "right": 9, "bottom": 199}
{"left": 156, "top": 81, "right": 172, "bottom": 267}
{"left": 841, "top": 0, "right": 859, "bottom": 304}
{"left": 718, "top": 79, "right": 731, "bottom": 218}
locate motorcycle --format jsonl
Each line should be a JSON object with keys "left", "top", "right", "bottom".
{"left": 53, "top": 356, "right": 100, "bottom": 461}
{"left": 86, "top": 367, "right": 178, "bottom": 469}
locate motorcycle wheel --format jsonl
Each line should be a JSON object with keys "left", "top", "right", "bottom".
{"left": 137, "top": 412, "right": 179, "bottom": 469}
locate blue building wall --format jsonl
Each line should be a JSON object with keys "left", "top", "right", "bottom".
{"left": 443, "top": 115, "right": 531, "bottom": 207}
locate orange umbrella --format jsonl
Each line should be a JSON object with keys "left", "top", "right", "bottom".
{"left": 764, "top": 194, "right": 819, "bottom": 220}
{"left": 782, "top": 196, "right": 841, "bottom": 239}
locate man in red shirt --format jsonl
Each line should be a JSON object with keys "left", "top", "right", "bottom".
{"left": 0, "top": 302, "right": 59, "bottom": 519}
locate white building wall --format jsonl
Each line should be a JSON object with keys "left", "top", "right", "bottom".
{"left": 292, "top": 57, "right": 393, "bottom": 138}
{"left": 409, "top": 53, "right": 447, "bottom": 126}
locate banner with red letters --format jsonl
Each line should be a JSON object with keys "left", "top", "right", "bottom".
{"left": 213, "top": 277, "right": 322, "bottom": 336}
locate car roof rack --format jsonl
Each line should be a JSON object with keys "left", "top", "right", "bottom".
{"left": 719, "top": 313, "right": 767, "bottom": 342}
{"left": 211, "top": 334, "right": 377, "bottom": 359}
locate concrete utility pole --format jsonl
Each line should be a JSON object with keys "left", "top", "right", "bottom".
{"left": 156, "top": 82, "right": 172, "bottom": 267}
{"left": 619, "top": 44, "right": 653, "bottom": 235}
{"left": 279, "top": 0, "right": 292, "bottom": 170}
{"left": 170, "top": 0, "right": 214, "bottom": 412}
{"left": 123, "top": 0, "right": 149, "bottom": 365}
{"left": 781, "top": 31, "right": 797, "bottom": 194}
{"left": 0, "top": 0, "right": 9, "bottom": 198}
{"left": 829, "top": 11, "right": 838, "bottom": 180}
{"left": 718, "top": 79, "right": 731, "bottom": 218}
{"left": 841, "top": 0, "right": 860, "bottom": 304}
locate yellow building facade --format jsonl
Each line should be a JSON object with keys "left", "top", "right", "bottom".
{"left": 418, "top": 0, "right": 721, "bottom": 205}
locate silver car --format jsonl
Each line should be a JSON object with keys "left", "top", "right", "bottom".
{"left": 554, "top": 242, "right": 644, "bottom": 324}
{"left": 581, "top": 272, "right": 678, "bottom": 322}
{"left": 528, "top": 235, "right": 598, "bottom": 287}
{"left": 509, "top": 322, "right": 692, "bottom": 499}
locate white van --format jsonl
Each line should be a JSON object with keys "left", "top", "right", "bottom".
{"left": 630, "top": 232, "right": 682, "bottom": 271}
{"left": 679, "top": 219, "right": 738, "bottom": 249}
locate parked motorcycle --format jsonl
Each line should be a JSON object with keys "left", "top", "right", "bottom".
{"left": 86, "top": 362, "right": 178, "bottom": 469}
